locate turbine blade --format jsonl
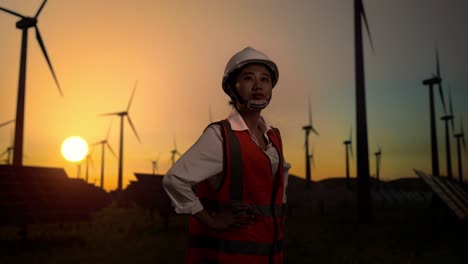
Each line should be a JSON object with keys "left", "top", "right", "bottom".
{"left": 350, "top": 143, "right": 354, "bottom": 160}
{"left": 462, "top": 120, "right": 466, "bottom": 152}
{"left": 127, "top": 80, "right": 138, "bottom": 111}
{"left": 35, "top": 0, "right": 48, "bottom": 18}
{"left": 0, "top": 119, "right": 15, "bottom": 128}
{"left": 126, "top": 115, "right": 141, "bottom": 143}
{"left": 448, "top": 86, "right": 455, "bottom": 131}
{"left": 308, "top": 96, "right": 312, "bottom": 126}
{"left": 0, "top": 149, "right": 8, "bottom": 158}
{"left": 35, "top": 26, "right": 63, "bottom": 97}
{"left": 106, "top": 142, "right": 117, "bottom": 158}
{"left": 435, "top": 44, "right": 441, "bottom": 78}
{"left": 434, "top": 47, "right": 447, "bottom": 115}
{"left": 0, "top": 7, "right": 25, "bottom": 18}
{"left": 438, "top": 83, "right": 447, "bottom": 116}
{"left": 311, "top": 126, "right": 319, "bottom": 136}
{"left": 100, "top": 112, "right": 120, "bottom": 116}
{"left": 361, "top": 2, "right": 375, "bottom": 53}
{"left": 310, "top": 155, "right": 315, "bottom": 168}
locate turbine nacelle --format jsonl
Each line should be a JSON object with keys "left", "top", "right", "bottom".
{"left": 16, "top": 17, "right": 37, "bottom": 29}
{"left": 422, "top": 76, "right": 441, "bottom": 86}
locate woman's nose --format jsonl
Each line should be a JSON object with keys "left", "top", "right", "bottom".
{"left": 253, "top": 78, "right": 262, "bottom": 90}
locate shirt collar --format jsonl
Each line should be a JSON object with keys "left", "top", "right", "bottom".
{"left": 227, "top": 108, "right": 272, "bottom": 134}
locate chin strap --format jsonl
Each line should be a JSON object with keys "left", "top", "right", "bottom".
{"left": 246, "top": 99, "right": 270, "bottom": 110}
{"left": 229, "top": 84, "right": 271, "bottom": 110}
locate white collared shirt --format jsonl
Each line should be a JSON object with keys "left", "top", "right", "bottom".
{"left": 163, "top": 108, "right": 291, "bottom": 215}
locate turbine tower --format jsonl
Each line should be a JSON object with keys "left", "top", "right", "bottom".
{"left": 343, "top": 126, "right": 353, "bottom": 186}
{"left": 0, "top": 0, "right": 63, "bottom": 166}
{"left": 151, "top": 158, "right": 159, "bottom": 175}
{"left": 92, "top": 121, "right": 117, "bottom": 190}
{"left": 354, "top": 0, "right": 374, "bottom": 223}
{"left": 454, "top": 118, "right": 466, "bottom": 183}
{"left": 302, "top": 97, "right": 318, "bottom": 189}
{"left": 374, "top": 145, "right": 382, "bottom": 181}
{"left": 440, "top": 87, "right": 454, "bottom": 179}
{"left": 101, "top": 81, "right": 141, "bottom": 192}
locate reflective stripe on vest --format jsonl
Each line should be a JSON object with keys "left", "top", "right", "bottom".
{"left": 189, "top": 235, "right": 283, "bottom": 256}
{"left": 220, "top": 119, "right": 243, "bottom": 202}
{"left": 200, "top": 198, "right": 286, "bottom": 217}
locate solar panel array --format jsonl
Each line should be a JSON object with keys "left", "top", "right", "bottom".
{"left": 414, "top": 169, "right": 468, "bottom": 220}
{"left": 0, "top": 165, "right": 111, "bottom": 225}
{"left": 123, "top": 173, "right": 174, "bottom": 226}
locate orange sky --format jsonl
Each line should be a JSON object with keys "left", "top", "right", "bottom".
{"left": 1, "top": 0, "right": 467, "bottom": 191}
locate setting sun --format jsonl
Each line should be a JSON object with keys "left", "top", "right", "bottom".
{"left": 61, "top": 136, "right": 89, "bottom": 163}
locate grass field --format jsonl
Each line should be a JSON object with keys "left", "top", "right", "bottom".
{"left": 0, "top": 201, "right": 466, "bottom": 264}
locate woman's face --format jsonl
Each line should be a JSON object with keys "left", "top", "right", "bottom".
{"left": 234, "top": 63, "right": 273, "bottom": 110}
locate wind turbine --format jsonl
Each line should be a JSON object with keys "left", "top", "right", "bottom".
{"left": 151, "top": 156, "right": 160, "bottom": 175}
{"left": 0, "top": 147, "right": 14, "bottom": 165}
{"left": 302, "top": 97, "right": 319, "bottom": 189}
{"left": 0, "top": 0, "right": 63, "bottom": 167}
{"left": 422, "top": 46, "right": 446, "bottom": 177}
{"left": 454, "top": 118, "right": 466, "bottom": 183}
{"left": 92, "top": 121, "right": 117, "bottom": 190}
{"left": 170, "top": 135, "right": 181, "bottom": 166}
{"left": 84, "top": 150, "right": 95, "bottom": 183}
{"left": 374, "top": 145, "right": 382, "bottom": 181}
{"left": 343, "top": 126, "right": 353, "bottom": 186}
{"left": 440, "top": 86, "right": 455, "bottom": 179}
{"left": 0, "top": 119, "right": 15, "bottom": 164}
{"left": 101, "top": 81, "right": 141, "bottom": 192}
{"left": 354, "top": 0, "right": 374, "bottom": 223}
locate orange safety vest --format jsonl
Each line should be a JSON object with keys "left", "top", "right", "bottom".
{"left": 186, "top": 119, "right": 285, "bottom": 264}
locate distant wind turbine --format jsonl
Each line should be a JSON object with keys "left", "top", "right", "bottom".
{"left": 101, "top": 81, "right": 141, "bottom": 191}
{"left": 343, "top": 126, "right": 353, "bottom": 186}
{"left": 0, "top": 147, "right": 13, "bottom": 164}
{"left": 354, "top": 0, "right": 374, "bottom": 223}
{"left": 0, "top": 0, "right": 63, "bottom": 166}
{"left": 374, "top": 145, "right": 382, "bottom": 181}
{"left": 85, "top": 152, "right": 95, "bottom": 183}
{"left": 0, "top": 119, "right": 15, "bottom": 164}
{"left": 440, "top": 86, "right": 455, "bottom": 179}
{"left": 151, "top": 155, "right": 160, "bottom": 175}
{"left": 454, "top": 118, "right": 466, "bottom": 183}
{"left": 92, "top": 121, "right": 117, "bottom": 190}
{"left": 170, "top": 135, "right": 182, "bottom": 166}
{"left": 302, "top": 97, "right": 318, "bottom": 189}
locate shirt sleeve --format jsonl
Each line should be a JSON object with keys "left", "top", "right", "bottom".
{"left": 162, "top": 124, "right": 223, "bottom": 215}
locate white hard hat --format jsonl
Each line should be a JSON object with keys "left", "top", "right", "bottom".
{"left": 222, "top": 47, "right": 279, "bottom": 96}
